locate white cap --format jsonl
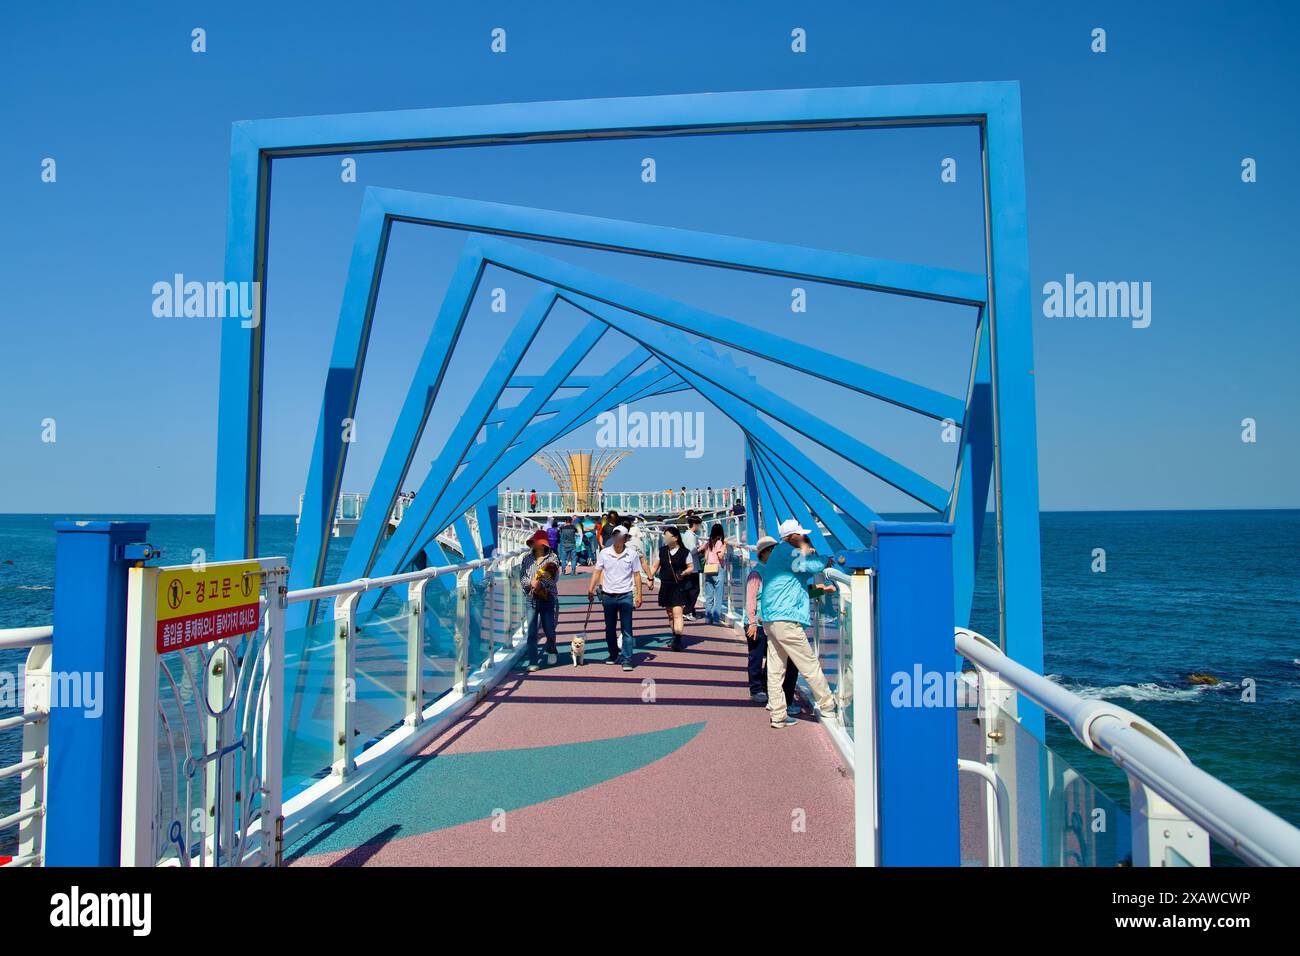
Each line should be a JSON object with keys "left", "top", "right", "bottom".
{"left": 777, "top": 519, "right": 811, "bottom": 538}
{"left": 608, "top": 526, "right": 628, "bottom": 539}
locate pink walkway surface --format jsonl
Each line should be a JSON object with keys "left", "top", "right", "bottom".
{"left": 293, "top": 574, "right": 856, "bottom": 866}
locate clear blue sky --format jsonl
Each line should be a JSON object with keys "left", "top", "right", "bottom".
{"left": 2, "top": 1, "right": 1297, "bottom": 515}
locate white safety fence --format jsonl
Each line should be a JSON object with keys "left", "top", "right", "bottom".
{"left": 501, "top": 486, "right": 745, "bottom": 516}
{"left": 0, "top": 626, "right": 52, "bottom": 867}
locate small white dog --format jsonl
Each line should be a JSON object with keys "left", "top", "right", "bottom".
{"left": 570, "top": 634, "right": 586, "bottom": 666}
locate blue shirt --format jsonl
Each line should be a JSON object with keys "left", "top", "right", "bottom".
{"left": 757, "top": 541, "right": 826, "bottom": 626}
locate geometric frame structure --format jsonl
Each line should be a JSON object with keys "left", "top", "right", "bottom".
{"left": 215, "top": 82, "right": 1045, "bottom": 734}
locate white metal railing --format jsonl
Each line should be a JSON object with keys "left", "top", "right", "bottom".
{"left": 956, "top": 626, "right": 1300, "bottom": 867}
{"left": 295, "top": 491, "right": 415, "bottom": 536}
{"left": 0, "top": 625, "right": 53, "bottom": 867}
{"left": 500, "top": 486, "right": 745, "bottom": 516}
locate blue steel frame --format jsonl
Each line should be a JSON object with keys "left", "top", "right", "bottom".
{"left": 292, "top": 205, "right": 971, "bottom": 626}
{"left": 217, "top": 83, "right": 1045, "bottom": 734}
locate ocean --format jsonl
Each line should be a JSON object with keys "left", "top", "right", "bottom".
{"left": 2, "top": 509, "right": 1297, "bottom": 865}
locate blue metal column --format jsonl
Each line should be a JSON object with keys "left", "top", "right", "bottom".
{"left": 477, "top": 499, "right": 498, "bottom": 558}
{"left": 742, "top": 443, "right": 760, "bottom": 542}
{"left": 871, "top": 520, "right": 959, "bottom": 866}
{"left": 985, "top": 88, "right": 1046, "bottom": 738}
{"left": 45, "top": 520, "right": 150, "bottom": 866}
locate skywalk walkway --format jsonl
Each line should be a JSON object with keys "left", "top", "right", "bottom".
{"left": 287, "top": 575, "right": 855, "bottom": 866}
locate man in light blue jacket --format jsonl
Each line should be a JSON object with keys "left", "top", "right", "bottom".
{"left": 758, "top": 519, "right": 839, "bottom": 729}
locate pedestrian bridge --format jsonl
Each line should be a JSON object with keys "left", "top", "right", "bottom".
{"left": 5, "top": 84, "right": 1300, "bottom": 869}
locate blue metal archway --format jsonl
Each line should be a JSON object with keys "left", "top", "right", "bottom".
{"left": 214, "top": 83, "right": 1045, "bottom": 734}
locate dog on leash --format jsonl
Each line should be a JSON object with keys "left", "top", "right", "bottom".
{"left": 570, "top": 634, "right": 586, "bottom": 666}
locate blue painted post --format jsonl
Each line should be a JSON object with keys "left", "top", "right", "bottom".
{"left": 742, "top": 446, "right": 760, "bottom": 542}
{"left": 476, "top": 499, "right": 498, "bottom": 558}
{"left": 45, "top": 520, "right": 150, "bottom": 866}
{"left": 871, "top": 520, "right": 959, "bottom": 866}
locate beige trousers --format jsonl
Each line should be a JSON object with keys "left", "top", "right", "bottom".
{"left": 765, "top": 620, "right": 836, "bottom": 724}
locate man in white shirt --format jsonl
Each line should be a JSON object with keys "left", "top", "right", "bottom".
{"left": 588, "top": 526, "right": 643, "bottom": 671}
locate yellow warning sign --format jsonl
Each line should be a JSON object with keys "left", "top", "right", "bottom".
{"left": 156, "top": 561, "right": 261, "bottom": 652}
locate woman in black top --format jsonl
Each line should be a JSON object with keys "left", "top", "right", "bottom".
{"left": 650, "top": 525, "right": 695, "bottom": 651}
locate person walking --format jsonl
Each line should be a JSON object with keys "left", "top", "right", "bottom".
{"left": 529, "top": 488, "right": 538, "bottom": 513}
{"left": 623, "top": 517, "right": 655, "bottom": 586}
{"left": 743, "top": 536, "right": 800, "bottom": 711}
{"left": 758, "top": 519, "right": 839, "bottom": 728}
{"left": 700, "top": 522, "right": 728, "bottom": 625}
{"left": 557, "top": 516, "right": 578, "bottom": 575}
{"left": 600, "top": 509, "right": 620, "bottom": 545}
{"left": 546, "top": 517, "right": 560, "bottom": 551}
{"left": 650, "top": 526, "right": 695, "bottom": 651}
{"left": 519, "top": 530, "right": 560, "bottom": 671}
{"left": 588, "top": 526, "right": 642, "bottom": 671}
{"left": 680, "top": 514, "right": 703, "bottom": 620}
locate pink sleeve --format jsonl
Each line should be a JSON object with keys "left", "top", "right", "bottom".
{"left": 745, "top": 571, "right": 760, "bottom": 621}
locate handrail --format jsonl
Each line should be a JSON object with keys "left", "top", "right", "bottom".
{"left": 0, "top": 626, "right": 53, "bottom": 650}
{"left": 285, "top": 553, "right": 513, "bottom": 605}
{"left": 955, "top": 626, "right": 1300, "bottom": 867}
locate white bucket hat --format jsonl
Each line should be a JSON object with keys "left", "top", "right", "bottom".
{"left": 776, "top": 519, "right": 811, "bottom": 539}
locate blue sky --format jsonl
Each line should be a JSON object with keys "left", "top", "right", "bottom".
{"left": 1, "top": 1, "right": 1297, "bottom": 515}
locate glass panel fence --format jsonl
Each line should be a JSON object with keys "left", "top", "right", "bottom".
{"left": 350, "top": 590, "right": 410, "bottom": 760}
{"left": 422, "top": 578, "right": 460, "bottom": 705}
{"left": 282, "top": 617, "right": 340, "bottom": 799}
{"left": 959, "top": 693, "right": 1132, "bottom": 867}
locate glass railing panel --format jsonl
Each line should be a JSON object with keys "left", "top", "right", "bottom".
{"left": 959, "top": 693, "right": 1132, "bottom": 867}
{"left": 281, "top": 617, "right": 339, "bottom": 798}
{"left": 812, "top": 585, "right": 842, "bottom": 710}
{"left": 422, "top": 579, "right": 460, "bottom": 704}
{"left": 468, "top": 574, "right": 495, "bottom": 671}
{"left": 834, "top": 583, "right": 854, "bottom": 738}
{"left": 727, "top": 548, "right": 749, "bottom": 619}
{"left": 349, "top": 591, "right": 411, "bottom": 759}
